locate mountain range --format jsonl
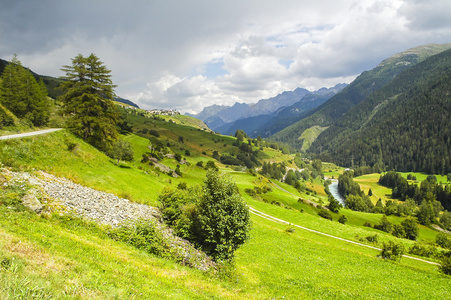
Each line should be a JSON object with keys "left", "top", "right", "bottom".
{"left": 187, "top": 84, "right": 347, "bottom": 135}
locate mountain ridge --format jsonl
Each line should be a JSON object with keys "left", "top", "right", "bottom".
{"left": 309, "top": 47, "right": 451, "bottom": 173}
{"left": 271, "top": 43, "right": 451, "bottom": 149}
{"left": 189, "top": 83, "right": 347, "bottom": 133}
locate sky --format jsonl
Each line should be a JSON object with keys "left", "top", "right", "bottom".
{"left": 1, "top": 0, "right": 451, "bottom": 114}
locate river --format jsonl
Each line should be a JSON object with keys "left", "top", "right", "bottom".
{"left": 329, "top": 180, "right": 346, "bottom": 206}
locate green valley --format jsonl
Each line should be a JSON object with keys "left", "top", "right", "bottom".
{"left": 1, "top": 47, "right": 451, "bottom": 299}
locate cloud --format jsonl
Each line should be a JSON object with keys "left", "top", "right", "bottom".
{"left": 1, "top": 0, "right": 451, "bottom": 113}
{"left": 398, "top": 0, "right": 451, "bottom": 31}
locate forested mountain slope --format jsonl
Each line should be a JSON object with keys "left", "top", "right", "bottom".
{"left": 271, "top": 43, "right": 451, "bottom": 149}
{"left": 309, "top": 47, "right": 451, "bottom": 174}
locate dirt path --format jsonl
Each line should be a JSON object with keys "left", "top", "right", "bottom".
{"left": 0, "top": 128, "right": 62, "bottom": 140}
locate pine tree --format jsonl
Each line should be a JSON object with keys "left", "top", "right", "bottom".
{"left": 0, "top": 54, "right": 50, "bottom": 126}
{"left": 59, "top": 53, "right": 118, "bottom": 150}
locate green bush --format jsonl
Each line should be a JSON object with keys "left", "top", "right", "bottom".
{"left": 436, "top": 233, "right": 451, "bottom": 249}
{"left": 327, "top": 195, "right": 342, "bottom": 213}
{"left": 365, "top": 234, "right": 379, "bottom": 244}
{"left": 409, "top": 242, "right": 437, "bottom": 258}
{"left": 439, "top": 253, "right": 451, "bottom": 275}
{"left": 338, "top": 215, "right": 348, "bottom": 224}
{"left": 374, "top": 215, "right": 392, "bottom": 233}
{"left": 108, "top": 220, "right": 170, "bottom": 257}
{"left": 392, "top": 224, "right": 406, "bottom": 238}
{"left": 380, "top": 241, "right": 404, "bottom": 261}
{"left": 244, "top": 188, "right": 257, "bottom": 197}
{"left": 317, "top": 209, "right": 332, "bottom": 220}
{"left": 401, "top": 217, "right": 419, "bottom": 240}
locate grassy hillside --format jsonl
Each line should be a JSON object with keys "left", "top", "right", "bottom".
{"left": 1, "top": 112, "right": 450, "bottom": 299}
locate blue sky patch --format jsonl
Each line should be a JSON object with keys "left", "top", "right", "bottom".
{"left": 203, "top": 60, "right": 229, "bottom": 78}
{"left": 278, "top": 59, "right": 294, "bottom": 69}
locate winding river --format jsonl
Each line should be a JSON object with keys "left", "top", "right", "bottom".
{"left": 328, "top": 180, "right": 346, "bottom": 206}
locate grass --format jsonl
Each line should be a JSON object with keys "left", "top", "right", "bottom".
{"left": 0, "top": 130, "right": 170, "bottom": 205}
{"left": 299, "top": 125, "right": 328, "bottom": 151}
{"left": 353, "top": 173, "right": 394, "bottom": 203}
{"left": 236, "top": 214, "right": 449, "bottom": 299}
{"left": 1, "top": 123, "right": 450, "bottom": 298}
{"left": 0, "top": 208, "right": 247, "bottom": 299}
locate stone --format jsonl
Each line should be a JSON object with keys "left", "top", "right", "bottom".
{"left": 22, "top": 191, "right": 43, "bottom": 213}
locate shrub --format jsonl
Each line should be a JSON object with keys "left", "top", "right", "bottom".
{"left": 439, "top": 253, "right": 451, "bottom": 275}
{"left": 244, "top": 188, "right": 257, "bottom": 197}
{"left": 177, "top": 182, "right": 187, "bottom": 190}
{"left": 196, "top": 161, "right": 204, "bottom": 168}
{"left": 175, "top": 165, "right": 182, "bottom": 176}
{"left": 436, "top": 233, "right": 451, "bottom": 249}
{"left": 365, "top": 234, "right": 379, "bottom": 244}
{"left": 141, "top": 154, "right": 150, "bottom": 163}
{"left": 380, "top": 241, "right": 404, "bottom": 261}
{"left": 206, "top": 160, "right": 218, "bottom": 171}
{"left": 318, "top": 209, "right": 332, "bottom": 220}
{"left": 159, "top": 187, "right": 192, "bottom": 225}
{"left": 108, "top": 221, "right": 170, "bottom": 257}
{"left": 374, "top": 215, "right": 392, "bottom": 233}
{"left": 338, "top": 215, "right": 348, "bottom": 224}
{"left": 327, "top": 195, "right": 342, "bottom": 213}
{"left": 363, "top": 222, "right": 372, "bottom": 227}
{"left": 409, "top": 242, "right": 437, "bottom": 258}
{"left": 391, "top": 224, "right": 406, "bottom": 238}
{"left": 148, "top": 129, "right": 160, "bottom": 137}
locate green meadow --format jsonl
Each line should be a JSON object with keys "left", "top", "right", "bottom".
{"left": 1, "top": 115, "right": 450, "bottom": 299}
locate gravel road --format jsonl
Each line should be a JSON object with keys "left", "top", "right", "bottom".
{"left": 0, "top": 128, "right": 62, "bottom": 140}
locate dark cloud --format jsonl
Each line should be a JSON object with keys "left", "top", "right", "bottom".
{"left": 1, "top": 0, "right": 450, "bottom": 113}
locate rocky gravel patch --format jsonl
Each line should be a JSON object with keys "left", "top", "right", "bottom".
{"left": 1, "top": 168, "right": 215, "bottom": 271}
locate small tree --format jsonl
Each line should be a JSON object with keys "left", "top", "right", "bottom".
{"left": 327, "top": 195, "right": 342, "bottom": 213}
{"left": 195, "top": 170, "right": 251, "bottom": 260}
{"left": 206, "top": 160, "right": 218, "bottom": 171}
{"left": 107, "top": 139, "right": 134, "bottom": 164}
{"left": 374, "top": 215, "right": 393, "bottom": 233}
{"left": 417, "top": 201, "right": 435, "bottom": 225}
{"left": 234, "top": 129, "right": 246, "bottom": 142}
{"left": 392, "top": 224, "right": 406, "bottom": 238}
{"left": 401, "top": 217, "right": 419, "bottom": 240}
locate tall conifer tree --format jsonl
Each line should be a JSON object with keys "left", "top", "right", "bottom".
{"left": 59, "top": 53, "right": 118, "bottom": 150}
{"left": 0, "top": 54, "right": 50, "bottom": 126}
